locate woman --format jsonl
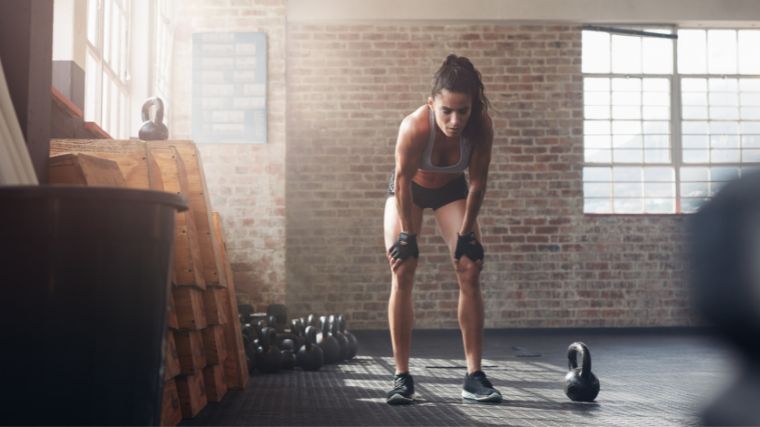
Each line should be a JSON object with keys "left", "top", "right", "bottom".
{"left": 384, "top": 54, "right": 500, "bottom": 405}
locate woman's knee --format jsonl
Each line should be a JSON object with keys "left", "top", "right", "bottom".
{"left": 455, "top": 258, "right": 481, "bottom": 288}
{"left": 391, "top": 261, "right": 417, "bottom": 292}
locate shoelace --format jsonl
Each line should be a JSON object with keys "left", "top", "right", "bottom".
{"left": 394, "top": 376, "right": 409, "bottom": 390}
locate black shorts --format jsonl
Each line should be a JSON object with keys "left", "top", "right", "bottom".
{"left": 387, "top": 170, "right": 469, "bottom": 210}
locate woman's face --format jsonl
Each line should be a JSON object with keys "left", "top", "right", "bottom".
{"left": 429, "top": 89, "right": 472, "bottom": 138}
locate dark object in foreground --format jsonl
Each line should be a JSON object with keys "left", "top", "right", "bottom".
{"left": 690, "top": 169, "right": 760, "bottom": 425}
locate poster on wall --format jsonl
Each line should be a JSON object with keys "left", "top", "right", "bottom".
{"left": 192, "top": 32, "right": 267, "bottom": 144}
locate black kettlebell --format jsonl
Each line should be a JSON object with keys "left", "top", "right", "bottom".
{"left": 564, "top": 342, "right": 600, "bottom": 402}
{"left": 255, "top": 327, "right": 281, "bottom": 374}
{"left": 138, "top": 96, "right": 169, "bottom": 141}
{"left": 296, "top": 326, "right": 324, "bottom": 371}
{"left": 330, "top": 315, "right": 349, "bottom": 361}
{"left": 337, "top": 314, "right": 358, "bottom": 359}
{"left": 279, "top": 339, "right": 296, "bottom": 370}
{"left": 317, "top": 315, "right": 341, "bottom": 364}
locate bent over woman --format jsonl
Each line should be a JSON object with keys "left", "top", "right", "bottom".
{"left": 384, "top": 54, "right": 500, "bottom": 405}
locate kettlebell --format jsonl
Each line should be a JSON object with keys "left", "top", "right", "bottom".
{"left": 138, "top": 97, "right": 169, "bottom": 141}
{"left": 564, "top": 342, "right": 600, "bottom": 402}
{"left": 296, "top": 325, "right": 324, "bottom": 371}
{"left": 330, "top": 315, "right": 349, "bottom": 361}
{"left": 279, "top": 339, "right": 296, "bottom": 370}
{"left": 317, "top": 315, "right": 341, "bottom": 364}
{"left": 255, "top": 327, "right": 281, "bottom": 374}
{"left": 337, "top": 314, "right": 358, "bottom": 359}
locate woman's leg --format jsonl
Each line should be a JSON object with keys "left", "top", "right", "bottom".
{"left": 433, "top": 199, "right": 484, "bottom": 374}
{"left": 384, "top": 196, "right": 424, "bottom": 375}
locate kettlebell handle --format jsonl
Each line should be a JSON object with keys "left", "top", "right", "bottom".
{"left": 567, "top": 342, "right": 592, "bottom": 378}
{"left": 141, "top": 97, "right": 165, "bottom": 124}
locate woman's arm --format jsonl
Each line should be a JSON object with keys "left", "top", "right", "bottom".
{"left": 460, "top": 114, "right": 494, "bottom": 235}
{"left": 394, "top": 116, "right": 424, "bottom": 234}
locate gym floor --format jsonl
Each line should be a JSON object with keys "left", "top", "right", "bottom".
{"left": 182, "top": 328, "right": 738, "bottom": 426}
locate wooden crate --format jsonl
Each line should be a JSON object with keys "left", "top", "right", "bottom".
{"left": 148, "top": 141, "right": 226, "bottom": 288}
{"left": 160, "top": 379, "right": 183, "bottom": 427}
{"left": 203, "top": 364, "right": 228, "bottom": 403}
{"left": 212, "top": 212, "right": 249, "bottom": 389}
{"left": 48, "top": 153, "right": 127, "bottom": 186}
{"left": 167, "top": 289, "right": 179, "bottom": 330}
{"left": 201, "top": 326, "right": 227, "bottom": 365}
{"left": 173, "top": 287, "right": 208, "bottom": 330}
{"left": 176, "top": 373, "right": 207, "bottom": 419}
{"left": 49, "top": 139, "right": 161, "bottom": 189}
{"left": 174, "top": 330, "right": 207, "bottom": 375}
{"left": 203, "top": 287, "right": 228, "bottom": 326}
{"left": 164, "top": 331, "right": 181, "bottom": 381}
{"left": 148, "top": 145, "right": 206, "bottom": 289}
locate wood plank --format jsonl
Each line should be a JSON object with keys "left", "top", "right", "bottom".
{"left": 148, "top": 141, "right": 225, "bottom": 288}
{"left": 164, "top": 331, "right": 181, "bottom": 381}
{"left": 167, "top": 289, "right": 179, "bottom": 330}
{"left": 202, "top": 364, "right": 227, "bottom": 403}
{"left": 48, "top": 153, "right": 127, "bottom": 187}
{"left": 176, "top": 373, "right": 207, "bottom": 419}
{"left": 172, "top": 287, "right": 208, "bottom": 331}
{"left": 203, "top": 287, "right": 228, "bottom": 326}
{"left": 212, "top": 212, "right": 249, "bottom": 389}
{"left": 160, "top": 379, "right": 183, "bottom": 427}
{"left": 174, "top": 330, "right": 207, "bottom": 376}
{"left": 201, "top": 326, "right": 227, "bottom": 365}
{"left": 49, "top": 139, "right": 156, "bottom": 189}
{"left": 149, "top": 145, "right": 206, "bottom": 289}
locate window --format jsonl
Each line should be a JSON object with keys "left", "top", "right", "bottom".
{"left": 85, "top": 0, "right": 131, "bottom": 138}
{"left": 153, "top": 0, "right": 175, "bottom": 119}
{"left": 582, "top": 27, "right": 760, "bottom": 214}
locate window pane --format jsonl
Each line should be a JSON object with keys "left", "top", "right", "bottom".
{"left": 644, "top": 167, "right": 674, "bottom": 181}
{"left": 683, "top": 106, "right": 708, "bottom": 119}
{"left": 683, "top": 149, "right": 709, "bottom": 163}
{"left": 708, "top": 30, "right": 737, "bottom": 74}
{"left": 585, "top": 106, "right": 610, "bottom": 119}
{"left": 710, "top": 107, "right": 739, "bottom": 120}
{"left": 585, "top": 135, "right": 611, "bottom": 148}
{"left": 678, "top": 30, "right": 707, "bottom": 74}
{"left": 744, "top": 135, "right": 760, "bottom": 148}
{"left": 740, "top": 79, "right": 760, "bottom": 91}
{"left": 710, "top": 135, "right": 739, "bottom": 149}
{"left": 643, "top": 91, "right": 669, "bottom": 106}
{"left": 682, "top": 198, "right": 708, "bottom": 213}
{"left": 584, "top": 183, "right": 611, "bottom": 197}
{"left": 645, "top": 149, "right": 670, "bottom": 163}
{"left": 643, "top": 37, "right": 673, "bottom": 74}
{"left": 612, "top": 106, "right": 641, "bottom": 119}
{"left": 681, "top": 167, "right": 709, "bottom": 181}
{"left": 583, "top": 31, "right": 610, "bottom": 73}
{"left": 585, "top": 198, "right": 612, "bottom": 213}
{"left": 682, "top": 121, "right": 709, "bottom": 134}
{"left": 613, "top": 134, "right": 642, "bottom": 148}
{"left": 613, "top": 121, "right": 641, "bottom": 134}
{"left": 682, "top": 78, "right": 707, "bottom": 92}
{"left": 682, "top": 182, "right": 709, "bottom": 197}
{"left": 709, "top": 78, "right": 738, "bottom": 92}
{"left": 103, "top": 0, "right": 112, "bottom": 64}
{"left": 741, "top": 93, "right": 760, "bottom": 106}
{"left": 615, "top": 199, "right": 643, "bottom": 213}
{"left": 712, "top": 167, "right": 740, "bottom": 181}
{"left": 584, "top": 167, "right": 612, "bottom": 182}
{"left": 643, "top": 121, "right": 669, "bottom": 134}
{"left": 584, "top": 77, "right": 610, "bottom": 91}
{"left": 612, "top": 91, "right": 641, "bottom": 106}
{"left": 645, "top": 135, "right": 670, "bottom": 148}
{"left": 645, "top": 182, "right": 674, "bottom": 197}
{"left": 710, "top": 121, "right": 739, "bottom": 134}
{"left": 612, "top": 78, "right": 641, "bottom": 92}
{"left": 585, "top": 120, "right": 611, "bottom": 135}
{"left": 744, "top": 149, "right": 760, "bottom": 161}
{"left": 645, "top": 198, "right": 674, "bottom": 213}
{"left": 585, "top": 91, "right": 610, "bottom": 105}
{"left": 643, "top": 106, "right": 669, "bottom": 120}
{"left": 710, "top": 92, "right": 738, "bottom": 106}
{"left": 613, "top": 167, "right": 642, "bottom": 181}
{"left": 614, "top": 149, "right": 643, "bottom": 163}
{"left": 683, "top": 135, "right": 709, "bottom": 148}
{"left": 741, "top": 122, "right": 760, "bottom": 133}
{"left": 712, "top": 149, "right": 741, "bottom": 162}
{"left": 87, "top": 0, "right": 99, "bottom": 46}
{"left": 612, "top": 35, "right": 642, "bottom": 74}
{"left": 683, "top": 92, "right": 708, "bottom": 106}
{"left": 84, "top": 51, "right": 99, "bottom": 122}
{"left": 614, "top": 182, "right": 643, "bottom": 197}
{"left": 586, "top": 149, "right": 611, "bottom": 163}
{"left": 738, "top": 30, "right": 760, "bottom": 74}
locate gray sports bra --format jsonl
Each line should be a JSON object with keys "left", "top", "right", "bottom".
{"left": 418, "top": 107, "right": 472, "bottom": 173}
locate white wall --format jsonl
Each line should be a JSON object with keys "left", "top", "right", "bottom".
{"left": 287, "top": 0, "right": 760, "bottom": 24}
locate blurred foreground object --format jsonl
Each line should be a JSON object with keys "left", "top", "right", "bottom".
{"left": 689, "top": 169, "right": 760, "bottom": 426}
{"left": 0, "top": 57, "right": 38, "bottom": 185}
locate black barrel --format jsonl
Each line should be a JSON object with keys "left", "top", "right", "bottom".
{"left": 0, "top": 186, "right": 187, "bottom": 426}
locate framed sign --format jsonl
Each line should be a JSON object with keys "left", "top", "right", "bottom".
{"left": 192, "top": 32, "right": 267, "bottom": 144}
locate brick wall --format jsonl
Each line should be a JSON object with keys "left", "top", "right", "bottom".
{"left": 286, "top": 23, "right": 694, "bottom": 329}
{"left": 172, "top": 0, "right": 287, "bottom": 309}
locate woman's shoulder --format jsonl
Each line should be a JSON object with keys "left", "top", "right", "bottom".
{"left": 398, "top": 105, "right": 431, "bottom": 142}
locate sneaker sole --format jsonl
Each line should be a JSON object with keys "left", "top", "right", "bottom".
{"left": 461, "top": 390, "right": 503, "bottom": 403}
{"left": 387, "top": 393, "right": 416, "bottom": 405}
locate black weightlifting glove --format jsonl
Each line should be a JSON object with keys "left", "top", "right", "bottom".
{"left": 389, "top": 232, "right": 419, "bottom": 260}
{"left": 455, "top": 231, "right": 484, "bottom": 262}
